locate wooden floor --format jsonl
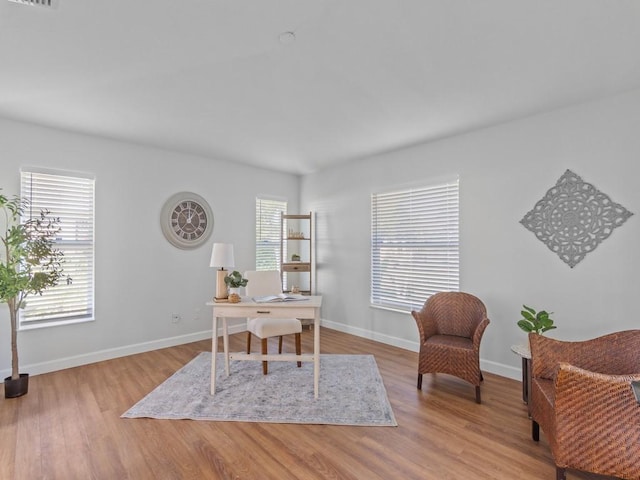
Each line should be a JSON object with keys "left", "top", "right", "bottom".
{"left": 1, "top": 328, "right": 619, "bottom": 480}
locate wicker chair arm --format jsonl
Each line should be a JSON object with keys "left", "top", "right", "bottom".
{"left": 411, "top": 310, "right": 425, "bottom": 343}
{"left": 531, "top": 330, "right": 640, "bottom": 380}
{"left": 555, "top": 363, "right": 640, "bottom": 406}
{"left": 472, "top": 316, "right": 490, "bottom": 350}
{"left": 411, "top": 309, "right": 438, "bottom": 343}
{"left": 529, "top": 333, "right": 570, "bottom": 379}
{"left": 551, "top": 363, "right": 640, "bottom": 476}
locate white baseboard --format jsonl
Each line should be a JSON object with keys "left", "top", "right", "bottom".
{"left": 0, "top": 322, "right": 249, "bottom": 382}
{"left": 321, "top": 318, "right": 420, "bottom": 352}
{"left": 321, "top": 318, "right": 522, "bottom": 381}
{"left": 2, "top": 319, "right": 521, "bottom": 383}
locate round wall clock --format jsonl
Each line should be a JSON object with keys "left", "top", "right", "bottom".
{"left": 160, "top": 192, "right": 214, "bottom": 249}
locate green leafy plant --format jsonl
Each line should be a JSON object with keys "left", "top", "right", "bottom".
{"left": 517, "top": 305, "right": 556, "bottom": 335}
{"left": 224, "top": 270, "right": 248, "bottom": 288}
{"left": 0, "top": 192, "right": 65, "bottom": 381}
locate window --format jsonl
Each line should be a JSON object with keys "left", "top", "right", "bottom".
{"left": 20, "top": 169, "right": 95, "bottom": 328}
{"left": 256, "top": 197, "right": 287, "bottom": 273}
{"left": 371, "top": 178, "right": 459, "bottom": 312}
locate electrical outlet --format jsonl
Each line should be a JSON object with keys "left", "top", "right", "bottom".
{"left": 171, "top": 313, "right": 181, "bottom": 323}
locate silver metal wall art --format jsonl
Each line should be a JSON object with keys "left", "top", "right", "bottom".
{"left": 520, "top": 169, "right": 633, "bottom": 268}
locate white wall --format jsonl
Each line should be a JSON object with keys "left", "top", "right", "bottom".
{"left": 301, "top": 88, "right": 640, "bottom": 380}
{"left": 0, "top": 118, "right": 299, "bottom": 378}
{"left": 3, "top": 88, "right": 640, "bottom": 382}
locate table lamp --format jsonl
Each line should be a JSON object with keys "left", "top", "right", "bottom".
{"left": 210, "top": 243, "right": 234, "bottom": 301}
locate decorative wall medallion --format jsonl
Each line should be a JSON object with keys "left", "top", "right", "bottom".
{"left": 520, "top": 169, "right": 632, "bottom": 268}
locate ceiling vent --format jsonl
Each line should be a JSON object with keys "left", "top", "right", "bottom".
{"left": 8, "top": 0, "right": 57, "bottom": 7}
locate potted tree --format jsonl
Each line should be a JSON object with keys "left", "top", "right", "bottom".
{"left": 0, "top": 192, "right": 65, "bottom": 398}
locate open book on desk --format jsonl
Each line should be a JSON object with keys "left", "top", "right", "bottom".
{"left": 252, "top": 294, "right": 309, "bottom": 303}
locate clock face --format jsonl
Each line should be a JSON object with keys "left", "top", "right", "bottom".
{"left": 161, "top": 192, "right": 213, "bottom": 249}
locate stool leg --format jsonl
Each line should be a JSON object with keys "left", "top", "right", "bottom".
{"left": 278, "top": 336, "right": 283, "bottom": 354}
{"left": 246, "top": 331, "right": 252, "bottom": 354}
{"left": 296, "top": 333, "right": 301, "bottom": 367}
{"left": 261, "top": 338, "right": 268, "bottom": 375}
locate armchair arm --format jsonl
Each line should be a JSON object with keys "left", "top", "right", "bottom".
{"left": 411, "top": 308, "right": 438, "bottom": 343}
{"left": 472, "top": 316, "right": 490, "bottom": 350}
{"left": 530, "top": 330, "right": 640, "bottom": 380}
{"left": 552, "top": 363, "right": 640, "bottom": 475}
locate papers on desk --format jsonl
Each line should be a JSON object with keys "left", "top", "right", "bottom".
{"left": 252, "top": 294, "right": 309, "bottom": 303}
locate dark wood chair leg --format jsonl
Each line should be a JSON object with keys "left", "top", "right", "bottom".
{"left": 556, "top": 467, "right": 566, "bottom": 480}
{"left": 295, "top": 333, "right": 301, "bottom": 367}
{"left": 475, "top": 385, "right": 481, "bottom": 404}
{"left": 480, "top": 371, "right": 484, "bottom": 382}
{"left": 417, "top": 373, "right": 423, "bottom": 390}
{"left": 532, "top": 420, "right": 540, "bottom": 442}
{"left": 278, "top": 335, "right": 283, "bottom": 354}
{"left": 261, "top": 338, "right": 268, "bottom": 375}
{"left": 246, "top": 331, "right": 252, "bottom": 354}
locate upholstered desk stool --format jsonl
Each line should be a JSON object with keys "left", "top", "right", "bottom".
{"left": 244, "top": 270, "right": 302, "bottom": 374}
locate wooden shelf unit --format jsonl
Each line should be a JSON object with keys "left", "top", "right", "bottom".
{"left": 280, "top": 212, "right": 313, "bottom": 295}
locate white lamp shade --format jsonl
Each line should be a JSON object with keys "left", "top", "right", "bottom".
{"left": 210, "top": 243, "right": 235, "bottom": 269}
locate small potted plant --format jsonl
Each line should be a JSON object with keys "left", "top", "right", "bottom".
{"left": 1, "top": 192, "right": 65, "bottom": 398}
{"left": 224, "top": 270, "right": 248, "bottom": 297}
{"left": 517, "top": 305, "right": 556, "bottom": 335}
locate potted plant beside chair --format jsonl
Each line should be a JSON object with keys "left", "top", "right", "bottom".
{"left": 1, "top": 193, "right": 65, "bottom": 398}
{"left": 517, "top": 305, "right": 556, "bottom": 335}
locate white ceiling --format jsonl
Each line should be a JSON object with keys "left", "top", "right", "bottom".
{"left": 2, "top": 1, "right": 640, "bottom": 175}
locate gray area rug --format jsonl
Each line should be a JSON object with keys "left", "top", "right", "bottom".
{"left": 122, "top": 352, "right": 397, "bottom": 426}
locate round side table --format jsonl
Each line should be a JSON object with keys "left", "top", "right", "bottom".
{"left": 510, "top": 343, "right": 531, "bottom": 405}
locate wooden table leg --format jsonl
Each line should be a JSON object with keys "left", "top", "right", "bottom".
{"left": 211, "top": 315, "right": 218, "bottom": 395}
{"left": 313, "top": 308, "right": 320, "bottom": 399}
{"left": 223, "top": 317, "right": 230, "bottom": 376}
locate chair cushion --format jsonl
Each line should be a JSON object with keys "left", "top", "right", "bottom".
{"left": 248, "top": 317, "right": 302, "bottom": 338}
{"left": 425, "top": 334, "right": 473, "bottom": 350}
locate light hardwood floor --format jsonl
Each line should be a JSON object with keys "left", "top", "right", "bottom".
{"left": 1, "top": 328, "right": 618, "bottom": 480}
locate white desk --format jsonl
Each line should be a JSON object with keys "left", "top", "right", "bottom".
{"left": 207, "top": 296, "right": 323, "bottom": 398}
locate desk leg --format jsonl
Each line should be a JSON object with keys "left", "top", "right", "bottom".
{"left": 211, "top": 315, "right": 218, "bottom": 395}
{"left": 223, "top": 317, "right": 230, "bottom": 376}
{"left": 313, "top": 308, "right": 320, "bottom": 399}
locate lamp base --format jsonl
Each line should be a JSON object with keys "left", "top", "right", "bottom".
{"left": 215, "top": 270, "right": 228, "bottom": 300}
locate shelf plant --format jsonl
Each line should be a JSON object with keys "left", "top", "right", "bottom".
{"left": 0, "top": 192, "right": 65, "bottom": 397}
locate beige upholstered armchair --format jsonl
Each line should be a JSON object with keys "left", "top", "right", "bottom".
{"left": 529, "top": 330, "right": 640, "bottom": 480}
{"left": 411, "top": 292, "right": 490, "bottom": 403}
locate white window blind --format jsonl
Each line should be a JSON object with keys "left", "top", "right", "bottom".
{"left": 256, "top": 198, "right": 287, "bottom": 273}
{"left": 371, "top": 179, "right": 459, "bottom": 312}
{"left": 20, "top": 170, "right": 95, "bottom": 328}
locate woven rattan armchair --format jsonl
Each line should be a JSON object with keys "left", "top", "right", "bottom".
{"left": 529, "top": 330, "right": 640, "bottom": 480}
{"left": 411, "top": 292, "right": 490, "bottom": 403}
